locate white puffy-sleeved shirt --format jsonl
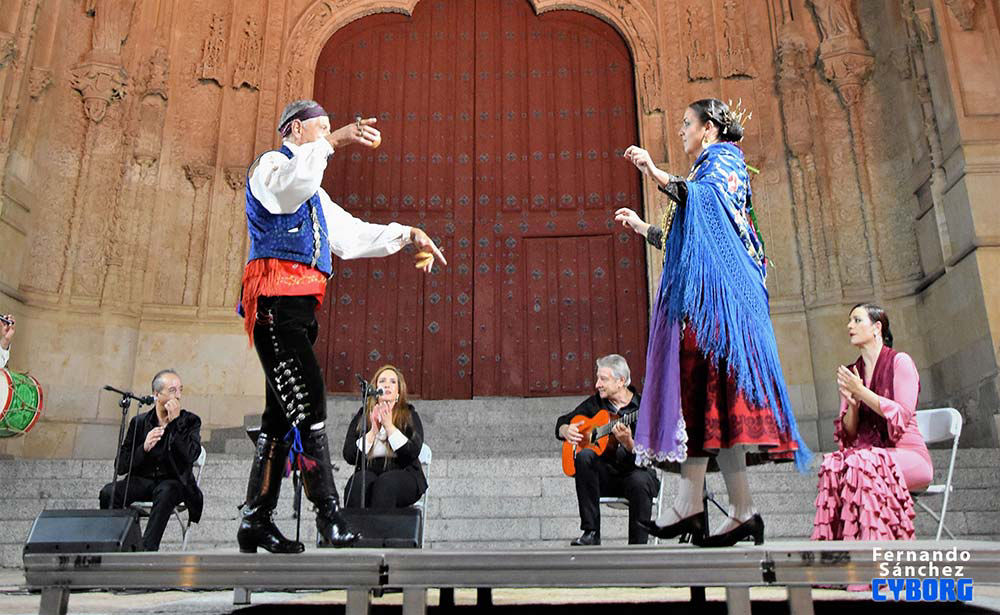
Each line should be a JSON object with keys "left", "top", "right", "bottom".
{"left": 248, "top": 139, "right": 411, "bottom": 259}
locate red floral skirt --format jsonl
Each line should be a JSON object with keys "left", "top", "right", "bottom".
{"left": 679, "top": 327, "right": 799, "bottom": 463}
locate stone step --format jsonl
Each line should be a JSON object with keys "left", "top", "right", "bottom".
{"left": 205, "top": 396, "right": 578, "bottom": 453}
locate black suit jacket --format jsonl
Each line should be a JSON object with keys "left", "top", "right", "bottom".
{"left": 116, "top": 408, "right": 204, "bottom": 523}
{"left": 343, "top": 403, "right": 427, "bottom": 495}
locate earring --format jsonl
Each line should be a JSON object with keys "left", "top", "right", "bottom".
{"left": 701, "top": 135, "right": 711, "bottom": 149}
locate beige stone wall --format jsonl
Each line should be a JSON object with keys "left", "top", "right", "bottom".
{"left": 0, "top": 0, "right": 998, "bottom": 457}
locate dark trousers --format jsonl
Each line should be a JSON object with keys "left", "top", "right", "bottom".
{"left": 344, "top": 468, "right": 424, "bottom": 509}
{"left": 253, "top": 295, "right": 327, "bottom": 437}
{"left": 99, "top": 476, "right": 184, "bottom": 551}
{"left": 574, "top": 449, "right": 659, "bottom": 544}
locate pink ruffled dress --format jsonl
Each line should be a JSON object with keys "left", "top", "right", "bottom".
{"left": 811, "top": 350, "right": 932, "bottom": 541}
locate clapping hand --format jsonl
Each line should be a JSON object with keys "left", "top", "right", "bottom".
{"left": 0, "top": 314, "right": 14, "bottom": 350}
{"left": 837, "top": 365, "right": 865, "bottom": 397}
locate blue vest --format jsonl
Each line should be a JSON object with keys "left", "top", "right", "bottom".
{"left": 245, "top": 145, "right": 332, "bottom": 276}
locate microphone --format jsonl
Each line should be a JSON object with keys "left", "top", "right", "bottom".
{"left": 355, "top": 374, "right": 383, "bottom": 398}
{"left": 104, "top": 385, "right": 154, "bottom": 406}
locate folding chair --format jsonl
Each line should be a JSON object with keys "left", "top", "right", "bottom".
{"left": 912, "top": 407, "right": 962, "bottom": 540}
{"left": 411, "top": 443, "right": 432, "bottom": 547}
{"left": 599, "top": 469, "right": 666, "bottom": 544}
{"left": 130, "top": 445, "right": 207, "bottom": 550}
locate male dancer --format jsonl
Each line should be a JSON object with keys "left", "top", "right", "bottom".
{"left": 237, "top": 100, "right": 445, "bottom": 553}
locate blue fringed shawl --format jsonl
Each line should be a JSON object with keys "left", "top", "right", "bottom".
{"left": 658, "top": 143, "right": 811, "bottom": 471}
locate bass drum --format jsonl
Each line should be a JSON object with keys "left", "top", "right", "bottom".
{"left": 0, "top": 369, "right": 43, "bottom": 438}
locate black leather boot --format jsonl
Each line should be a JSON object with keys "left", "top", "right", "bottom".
{"left": 299, "top": 428, "right": 358, "bottom": 548}
{"left": 237, "top": 434, "right": 305, "bottom": 554}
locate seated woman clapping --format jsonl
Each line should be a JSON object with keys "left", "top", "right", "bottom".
{"left": 812, "top": 304, "right": 933, "bottom": 541}
{"left": 342, "top": 365, "right": 427, "bottom": 508}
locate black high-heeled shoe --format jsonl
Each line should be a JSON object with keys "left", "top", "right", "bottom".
{"left": 638, "top": 508, "right": 706, "bottom": 543}
{"left": 698, "top": 513, "right": 764, "bottom": 547}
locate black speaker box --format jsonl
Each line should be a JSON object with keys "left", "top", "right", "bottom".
{"left": 23, "top": 510, "right": 142, "bottom": 555}
{"left": 333, "top": 507, "right": 423, "bottom": 548}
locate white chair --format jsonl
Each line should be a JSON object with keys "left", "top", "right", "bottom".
{"left": 599, "top": 469, "right": 665, "bottom": 544}
{"left": 411, "top": 443, "right": 432, "bottom": 547}
{"left": 913, "top": 408, "right": 962, "bottom": 540}
{"left": 130, "top": 446, "right": 207, "bottom": 550}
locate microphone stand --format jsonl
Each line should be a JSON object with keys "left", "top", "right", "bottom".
{"left": 358, "top": 376, "right": 371, "bottom": 511}
{"left": 104, "top": 386, "right": 154, "bottom": 512}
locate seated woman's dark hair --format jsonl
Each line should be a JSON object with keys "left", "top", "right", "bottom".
{"left": 689, "top": 98, "right": 744, "bottom": 143}
{"left": 852, "top": 303, "right": 894, "bottom": 348}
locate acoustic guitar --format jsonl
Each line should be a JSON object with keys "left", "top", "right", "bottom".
{"left": 561, "top": 408, "right": 639, "bottom": 477}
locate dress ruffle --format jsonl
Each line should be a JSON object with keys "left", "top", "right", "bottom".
{"left": 811, "top": 445, "right": 916, "bottom": 541}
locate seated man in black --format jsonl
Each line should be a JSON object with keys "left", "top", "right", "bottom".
{"left": 99, "top": 369, "right": 203, "bottom": 551}
{"left": 555, "top": 354, "right": 658, "bottom": 546}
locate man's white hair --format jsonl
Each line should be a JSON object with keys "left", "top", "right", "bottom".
{"left": 596, "top": 354, "right": 630, "bottom": 386}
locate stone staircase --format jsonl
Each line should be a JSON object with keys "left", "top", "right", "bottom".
{"left": 2, "top": 397, "right": 1000, "bottom": 567}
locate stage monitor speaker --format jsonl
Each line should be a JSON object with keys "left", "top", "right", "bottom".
{"left": 334, "top": 507, "right": 423, "bottom": 548}
{"left": 23, "top": 510, "right": 142, "bottom": 555}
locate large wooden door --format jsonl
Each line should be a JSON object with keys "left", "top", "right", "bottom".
{"left": 313, "top": 0, "right": 647, "bottom": 399}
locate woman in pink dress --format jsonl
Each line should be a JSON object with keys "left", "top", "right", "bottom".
{"left": 812, "top": 304, "right": 933, "bottom": 540}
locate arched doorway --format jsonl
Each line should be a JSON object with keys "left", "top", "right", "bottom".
{"left": 313, "top": 0, "right": 648, "bottom": 399}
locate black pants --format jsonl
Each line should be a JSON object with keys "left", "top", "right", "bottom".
{"left": 99, "top": 476, "right": 184, "bottom": 551}
{"left": 574, "top": 449, "right": 659, "bottom": 544}
{"left": 344, "top": 468, "right": 424, "bottom": 509}
{"left": 253, "top": 295, "right": 327, "bottom": 437}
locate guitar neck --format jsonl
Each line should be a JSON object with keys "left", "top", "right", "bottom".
{"left": 594, "top": 410, "right": 637, "bottom": 439}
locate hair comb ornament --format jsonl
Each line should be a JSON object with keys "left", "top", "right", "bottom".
{"left": 724, "top": 98, "right": 752, "bottom": 131}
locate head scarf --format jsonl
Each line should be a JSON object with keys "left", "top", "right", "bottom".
{"left": 278, "top": 103, "right": 328, "bottom": 137}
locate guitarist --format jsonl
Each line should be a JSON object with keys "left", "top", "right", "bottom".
{"left": 555, "top": 355, "right": 659, "bottom": 546}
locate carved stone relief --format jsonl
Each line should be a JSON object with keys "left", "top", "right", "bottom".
{"left": 944, "top": 0, "right": 979, "bottom": 30}
{"left": 685, "top": 4, "right": 715, "bottom": 81}
{"left": 70, "top": 62, "right": 128, "bottom": 122}
{"left": 223, "top": 166, "right": 245, "bottom": 191}
{"left": 198, "top": 13, "right": 228, "bottom": 87}
{"left": 719, "top": 0, "right": 755, "bottom": 78}
{"left": 181, "top": 164, "right": 214, "bottom": 306}
{"left": 71, "top": 0, "right": 135, "bottom": 123}
{"left": 136, "top": 46, "right": 169, "bottom": 100}
{"left": 233, "top": 15, "right": 263, "bottom": 90}
{"left": 27, "top": 66, "right": 52, "bottom": 98}
{"left": 914, "top": 8, "right": 936, "bottom": 43}
{"left": 0, "top": 32, "right": 17, "bottom": 68}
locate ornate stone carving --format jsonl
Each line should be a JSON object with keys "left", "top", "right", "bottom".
{"left": 914, "top": 8, "right": 936, "bottom": 43}
{"left": 810, "top": 0, "right": 873, "bottom": 106}
{"left": 944, "top": 0, "right": 978, "bottom": 30}
{"left": 198, "top": 13, "right": 228, "bottom": 86}
{"left": 70, "top": 61, "right": 128, "bottom": 122}
{"left": 224, "top": 166, "right": 246, "bottom": 191}
{"left": 71, "top": 0, "right": 135, "bottom": 122}
{"left": 0, "top": 32, "right": 17, "bottom": 68}
{"left": 233, "top": 16, "right": 263, "bottom": 90}
{"left": 137, "top": 46, "right": 169, "bottom": 99}
{"left": 183, "top": 163, "right": 214, "bottom": 190}
{"left": 133, "top": 153, "right": 158, "bottom": 170}
{"left": 719, "top": 0, "right": 755, "bottom": 78}
{"left": 27, "top": 66, "right": 53, "bottom": 98}
{"left": 685, "top": 5, "right": 714, "bottom": 81}
{"left": 776, "top": 25, "right": 813, "bottom": 156}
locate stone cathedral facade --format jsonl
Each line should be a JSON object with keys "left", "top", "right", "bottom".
{"left": 0, "top": 0, "right": 997, "bottom": 458}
